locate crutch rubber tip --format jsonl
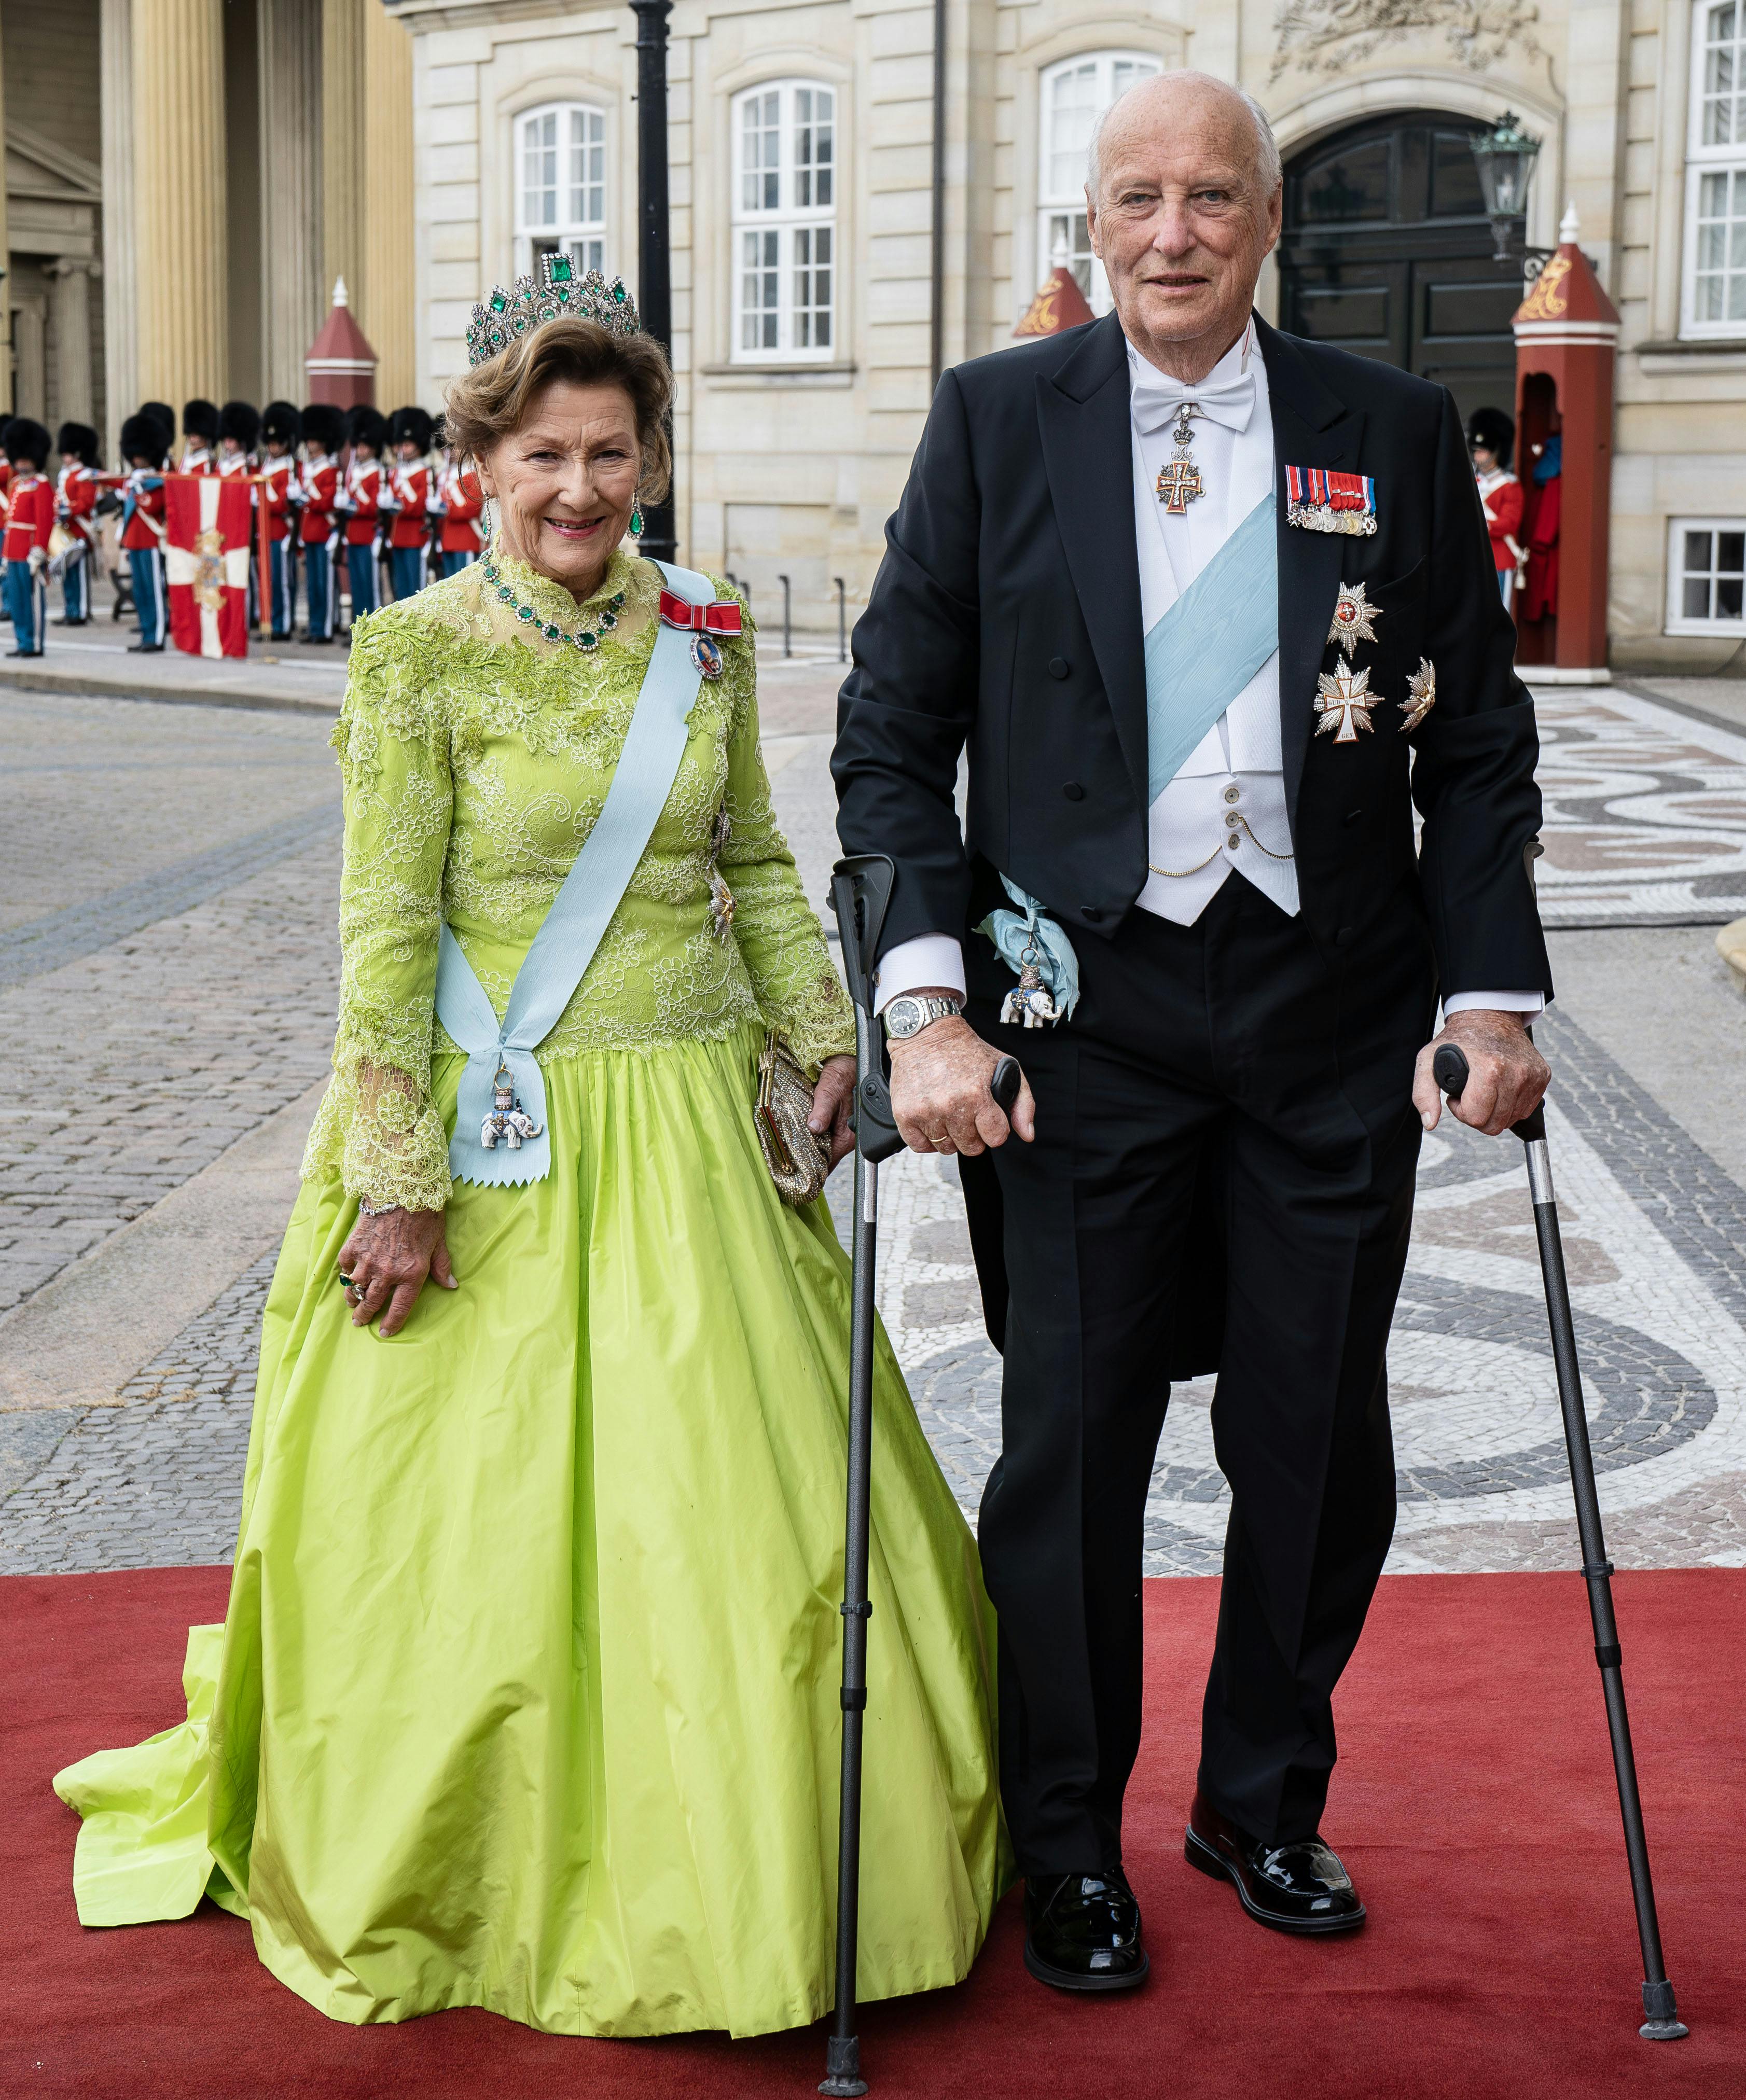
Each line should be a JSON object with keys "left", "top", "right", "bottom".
{"left": 821, "top": 2032, "right": 869, "bottom": 2096}
{"left": 1639, "top": 1978, "right": 1688, "bottom": 2040}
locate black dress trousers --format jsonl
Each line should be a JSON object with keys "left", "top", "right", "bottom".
{"left": 961, "top": 874, "right": 1436, "bottom": 1876}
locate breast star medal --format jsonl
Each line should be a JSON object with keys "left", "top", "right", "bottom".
{"left": 1314, "top": 661, "right": 1377, "bottom": 743}
{"left": 1328, "top": 580, "right": 1380, "bottom": 657}
{"left": 1400, "top": 657, "right": 1437, "bottom": 732}
{"left": 1155, "top": 402, "right": 1205, "bottom": 514}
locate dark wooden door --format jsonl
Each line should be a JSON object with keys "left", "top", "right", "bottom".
{"left": 1278, "top": 112, "right": 1520, "bottom": 430}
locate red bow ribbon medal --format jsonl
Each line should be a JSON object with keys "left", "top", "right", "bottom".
{"left": 659, "top": 589, "right": 743, "bottom": 679}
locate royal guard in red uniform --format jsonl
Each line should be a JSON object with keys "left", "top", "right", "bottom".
{"left": 218, "top": 401, "right": 262, "bottom": 625}
{"left": 385, "top": 406, "right": 434, "bottom": 602}
{"left": 340, "top": 405, "right": 388, "bottom": 625}
{"left": 259, "top": 401, "right": 301, "bottom": 641}
{"left": 298, "top": 402, "right": 344, "bottom": 643}
{"left": 3, "top": 418, "right": 56, "bottom": 657}
{"left": 436, "top": 462, "right": 485, "bottom": 576}
{"left": 53, "top": 421, "right": 102, "bottom": 628}
{"left": 1468, "top": 406, "right": 1525, "bottom": 614}
{"left": 179, "top": 399, "right": 220, "bottom": 476}
{"left": 118, "top": 412, "right": 170, "bottom": 652}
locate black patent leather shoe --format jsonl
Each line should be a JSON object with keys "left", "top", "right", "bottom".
{"left": 1023, "top": 1867, "right": 1149, "bottom": 1992}
{"left": 1186, "top": 1789, "right": 1365, "bottom": 1934}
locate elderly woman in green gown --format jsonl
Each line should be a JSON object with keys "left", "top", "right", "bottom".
{"left": 56, "top": 286, "right": 1006, "bottom": 2039}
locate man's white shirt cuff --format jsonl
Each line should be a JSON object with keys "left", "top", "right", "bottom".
{"left": 1443, "top": 991, "right": 1546, "bottom": 1020}
{"left": 872, "top": 933, "right": 967, "bottom": 1014}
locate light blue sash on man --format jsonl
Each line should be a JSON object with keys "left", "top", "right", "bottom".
{"left": 435, "top": 558, "right": 715, "bottom": 1186}
{"left": 984, "top": 492, "right": 1280, "bottom": 1018}
{"left": 1143, "top": 490, "right": 1279, "bottom": 801}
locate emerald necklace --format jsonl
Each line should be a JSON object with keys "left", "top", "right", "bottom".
{"left": 482, "top": 557, "right": 625, "bottom": 652}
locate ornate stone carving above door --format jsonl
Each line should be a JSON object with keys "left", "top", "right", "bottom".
{"left": 1269, "top": 0, "right": 1547, "bottom": 82}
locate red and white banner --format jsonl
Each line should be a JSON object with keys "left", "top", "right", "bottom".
{"left": 164, "top": 474, "right": 252, "bottom": 658}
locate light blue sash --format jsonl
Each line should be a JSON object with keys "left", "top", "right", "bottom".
{"left": 1144, "top": 492, "right": 1278, "bottom": 801}
{"left": 436, "top": 558, "right": 714, "bottom": 1187}
{"left": 977, "top": 875, "right": 1081, "bottom": 1022}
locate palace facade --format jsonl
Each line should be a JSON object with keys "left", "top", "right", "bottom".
{"left": 7, "top": 0, "right": 1744, "bottom": 667}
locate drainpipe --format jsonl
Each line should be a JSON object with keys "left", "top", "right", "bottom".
{"left": 929, "top": 0, "right": 946, "bottom": 390}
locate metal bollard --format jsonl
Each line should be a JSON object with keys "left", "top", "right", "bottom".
{"left": 836, "top": 576, "right": 847, "bottom": 663}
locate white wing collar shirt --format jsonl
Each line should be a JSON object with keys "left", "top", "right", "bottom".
{"left": 874, "top": 320, "right": 1543, "bottom": 1023}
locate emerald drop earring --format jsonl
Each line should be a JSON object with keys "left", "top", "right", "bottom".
{"left": 630, "top": 499, "right": 644, "bottom": 540}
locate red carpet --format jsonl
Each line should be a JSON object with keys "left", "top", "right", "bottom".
{"left": 4, "top": 1567, "right": 1741, "bottom": 2099}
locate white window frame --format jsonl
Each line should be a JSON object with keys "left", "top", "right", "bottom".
{"left": 731, "top": 80, "right": 838, "bottom": 363}
{"left": 1665, "top": 516, "right": 1746, "bottom": 634}
{"left": 1681, "top": 0, "right": 1746, "bottom": 338}
{"left": 1036, "top": 51, "right": 1162, "bottom": 318}
{"left": 514, "top": 102, "right": 609, "bottom": 283}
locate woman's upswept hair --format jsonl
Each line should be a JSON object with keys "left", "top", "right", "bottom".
{"left": 443, "top": 316, "right": 674, "bottom": 501}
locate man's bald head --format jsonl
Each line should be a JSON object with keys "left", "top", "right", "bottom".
{"left": 1084, "top": 69, "right": 1284, "bottom": 382}
{"left": 1088, "top": 72, "right": 1281, "bottom": 201}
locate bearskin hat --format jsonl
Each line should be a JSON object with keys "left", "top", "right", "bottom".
{"left": 347, "top": 405, "right": 389, "bottom": 454}
{"left": 56, "top": 421, "right": 101, "bottom": 467}
{"left": 182, "top": 398, "right": 221, "bottom": 445}
{"left": 300, "top": 402, "right": 346, "bottom": 455}
{"left": 4, "top": 418, "right": 51, "bottom": 470}
{"left": 389, "top": 405, "right": 435, "bottom": 455}
{"left": 260, "top": 400, "right": 302, "bottom": 451}
{"left": 1466, "top": 406, "right": 1515, "bottom": 469}
{"left": 119, "top": 413, "right": 168, "bottom": 466}
{"left": 220, "top": 399, "right": 261, "bottom": 451}
{"left": 141, "top": 400, "right": 176, "bottom": 449}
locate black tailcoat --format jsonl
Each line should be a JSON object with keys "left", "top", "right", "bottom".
{"left": 832, "top": 312, "right": 1553, "bottom": 1869}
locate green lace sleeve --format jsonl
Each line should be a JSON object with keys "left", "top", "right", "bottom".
{"left": 716, "top": 631, "right": 856, "bottom": 1077}
{"left": 300, "top": 609, "right": 456, "bottom": 1212}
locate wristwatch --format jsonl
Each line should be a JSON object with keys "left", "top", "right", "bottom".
{"left": 882, "top": 992, "right": 965, "bottom": 1041}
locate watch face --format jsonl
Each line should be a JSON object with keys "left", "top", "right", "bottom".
{"left": 887, "top": 997, "right": 922, "bottom": 1037}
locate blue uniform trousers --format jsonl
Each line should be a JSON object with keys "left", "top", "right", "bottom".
{"left": 5, "top": 559, "right": 46, "bottom": 653}
{"left": 439, "top": 549, "right": 477, "bottom": 578}
{"left": 128, "top": 547, "right": 168, "bottom": 646}
{"left": 267, "top": 540, "right": 295, "bottom": 638}
{"left": 347, "top": 541, "right": 380, "bottom": 621}
{"left": 389, "top": 546, "right": 425, "bottom": 602}
{"left": 61, "top": 546, "right": 89, "bottom": 622}
{"left": 302, "top": 540, "right": 337, "bottom": 639}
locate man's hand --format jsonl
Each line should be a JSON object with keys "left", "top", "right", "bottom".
{"left": 887, "top": 1010, "right": 1037, "bottom": 1157}
{"left": 1412, "top": 1009, "right": 1549, "bottom": 1138}
{"left": 336, "top": 1205, "right": 458, "bottom": 1337}
{"left": 807, "top": 1054, "right": 859, "bottom": 1171}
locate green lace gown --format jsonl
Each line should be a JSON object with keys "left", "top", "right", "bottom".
{"left": 53, "top": 548, "right": 1007, "bottom": 2038}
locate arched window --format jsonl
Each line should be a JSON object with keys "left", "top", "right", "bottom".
{"left": 732, "top": 80, "right": 836, "bottom": 359}
{"left": 1036, "top": 52, "right": 1161, "bottom": 314}
{"left": 1684, "top": 0, "right": 1746, "bottom": 335}
{"left": 515, "top": 103, "right": 608, "bottom": 282}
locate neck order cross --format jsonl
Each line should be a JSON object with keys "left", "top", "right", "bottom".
{"left": 1155, "top": 402, "right": 1206, "bottom": 514}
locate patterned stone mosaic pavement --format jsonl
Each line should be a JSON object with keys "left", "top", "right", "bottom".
{"left": 4, "top": 679, "right": 1746, "bottom": 1583}
{"left": 1535, "top": 684, "right": 1746, "bottom": 927}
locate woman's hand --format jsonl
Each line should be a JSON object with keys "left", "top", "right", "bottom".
{"left": 337, "top": 1205, "right": 458, "bottom": 1337}
{"left": 808, "top": 1054, "right": 859, "bottom": 1171}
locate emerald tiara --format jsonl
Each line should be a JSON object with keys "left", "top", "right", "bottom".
{"left": 466, "top": 253, "right": 643, "bottom": 369}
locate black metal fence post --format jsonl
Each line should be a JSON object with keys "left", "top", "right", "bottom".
{"left": 835, "top": 575, "right": 847, "bottom": 662}
{"left": 630, "top": 0, "right": 676, "bottom": 564}
{"left": 779, "top": 573, "right": 792, "bottom": 657}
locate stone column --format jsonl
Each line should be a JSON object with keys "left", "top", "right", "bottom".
{"left": 46, "top": 261, "right": 100, "bottom": 428}
{"left": 0, "top": 20, "right": 12, "bottom": 414}
{"left": 362, "top": 0, "right": 416, "bottom": 407}
{"left": 258, "top": 0, "right": 325, "bottom": 402}
{"left": 134, "top": 0, "right": 229, "bottom": 405}
{"left": 100, "top": 0, "right": 136, "bottom": 456}
{"left": 323, "top": 0, "right": 367, "bottom": 314}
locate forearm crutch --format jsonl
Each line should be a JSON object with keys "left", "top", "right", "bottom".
{"left": 822, "top": 857, "right": 1022, "bottom": 2095}
{"left": 1433, "top": 1042, "right": 1688, "bottom": 2042}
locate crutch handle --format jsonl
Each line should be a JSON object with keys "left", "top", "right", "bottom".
{"left": 990, "top": 1055, "right": 1023, "bottom": 1115}
{"left": 1431, "top": 1041, "right": 1546, "bottom": 1143}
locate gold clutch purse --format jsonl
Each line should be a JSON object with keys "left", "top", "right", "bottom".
{"left": 755, "top": 1028, "right": 831, "bottom": 1205}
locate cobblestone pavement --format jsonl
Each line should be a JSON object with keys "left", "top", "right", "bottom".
{"left": 4, "top": 679, "right": 1746, "bottom": 1582}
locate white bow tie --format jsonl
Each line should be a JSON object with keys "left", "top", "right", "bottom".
{"left": 1130, "top": 366, "right": 1256, "bottom": 439}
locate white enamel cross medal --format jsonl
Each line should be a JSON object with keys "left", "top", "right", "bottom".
{"left": 1314, "top": 662, "right": 1377, "bottom": 743}
{"left": 1328, "top": 580, "right": 1380, "bottom": 657}
{"left": 1155, "top": 404, "right": 1205, "bottom": 515}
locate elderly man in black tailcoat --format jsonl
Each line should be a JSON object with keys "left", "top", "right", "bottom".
{"left": 832, "top": 71, "right": 1551, "bottom": 1991}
